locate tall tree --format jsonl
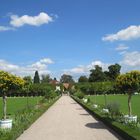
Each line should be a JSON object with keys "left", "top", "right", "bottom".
{"left": 78, "top": 76, "right": 88, "bottom": 83}
{"left": 33, "top": 71, "right": 40, "bottom": 84}
{"left": 41, "top": 74, "right": 51, "bottom": 83}
{"left": 89, "top": 65, "right": 105, "bottom": 82}
{"left": 108, "top": 63, "right": 121, "bottom": 80}
{"left": 60, "top": 74, "right": 74, "bottom": 83}
{"left": 23, "top": 76, "right": 32, "bottom": 85}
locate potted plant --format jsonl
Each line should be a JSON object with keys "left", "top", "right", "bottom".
{"left": 116, "top": 71, "right": 140, "bottom": 123}
{"left": 0, "top": 71, "right": 25, "bottom": 129}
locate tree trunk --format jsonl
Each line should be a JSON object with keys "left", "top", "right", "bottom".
{"left": 3, "top": 93, "right": 7, "bottom": 120}
{"left": 128, "top": 94, "right": 132, "bottom": 116}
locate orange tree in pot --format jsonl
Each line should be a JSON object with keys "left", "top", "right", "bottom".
{"left": 0, "top": 70, "right": 25, "bottom": 120}
{"left": 116, "top": 71, "right": 140, "bottom": 117}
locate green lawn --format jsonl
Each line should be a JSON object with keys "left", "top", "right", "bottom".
{"left": 0, "top": 97, "right": 43, "bottom": 118}
{"left": 87, "top": 94, "right": 140, "bottom": 118}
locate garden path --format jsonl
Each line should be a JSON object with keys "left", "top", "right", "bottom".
{"left": 17, "top": 96, "right": 123, "bottom": 140}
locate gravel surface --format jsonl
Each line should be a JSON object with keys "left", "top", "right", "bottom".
{"left": 17, "top": 96, "right": 123, "bottom": 140}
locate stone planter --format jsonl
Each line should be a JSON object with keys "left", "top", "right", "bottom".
{"left": 102, "top": 108, "right": 109, "bottom": 113}
{"left": 0, "top": 119, "right": 13, "bottom": 129}
{"left": 93, "top": 104, "right": 98, "bottom": 108}
{"left": 124, "top": 115, "right": 137, "bottom": 123}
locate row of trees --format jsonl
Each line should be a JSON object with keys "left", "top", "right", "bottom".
{"left": 78, "top": 63, "right": 121, "bottom": 83}
{"left": 76, "top": 70, "right": 140, "bottom": 117}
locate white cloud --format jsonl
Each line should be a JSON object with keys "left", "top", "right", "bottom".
{"left": 120, "top": 51, "right": 140, "bottom": 67}
{"left": 10, "top": 12, "right": 53, "bottom": 27}
{"left": 63, "top": 60, "right": 110, "bottom": 75}
{"left": 102, "top": 25, "right": 140, "bottom": 41}
{"left": 119, "top": 51, "right": 127, "bottom": 55}
{"left": 39, "top": 58, "right": 54, "bottom": 64}
{"left": 115, "top": 44, "right": 129, "bottom": 51}
{"left": 0, "top": 58, "right": 54, "bottom": 77}
{"left": 0, "top": 60, "right": 19, "bottom": 72}
{"left": 0, "top": 26, "right": 14, "bottom": 32}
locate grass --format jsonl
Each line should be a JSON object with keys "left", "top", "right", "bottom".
{"left": 0, "top": 97, "right": 43, "bottom": 118}
{"left": 87, "top": 94, "right": 140, "bottom": 118}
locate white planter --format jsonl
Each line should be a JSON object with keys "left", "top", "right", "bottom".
{"left": 124, "top": 115, "right": 137, "bottom": 123}
{"left": 0, "top": 119, "right": 13, "bottom": 129}
{"left": 83, "top": 98, "right": 88, "bottom": 103}
{"left": 93, "top": 104, "right": 98, "bottom": 108}
{"left": 102, "top": 108, "right": 109, "bottom": 113}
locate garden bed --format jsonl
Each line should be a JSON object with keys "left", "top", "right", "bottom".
{"left": 0, "top": 96, "right": 60, "bottom": 140}
{"left": 72, "top": 96, "right": 140, "bottom": 140}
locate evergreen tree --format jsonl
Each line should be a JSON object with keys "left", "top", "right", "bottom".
{"left": 33, "top": 71, "right": 40, "bottom": 83}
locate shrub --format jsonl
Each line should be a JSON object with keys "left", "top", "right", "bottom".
{"left": 74, "top": 91, "right": 85, "bottom": 99}
{"left": 107, "top": 102, "right": 121, "bottom": 119}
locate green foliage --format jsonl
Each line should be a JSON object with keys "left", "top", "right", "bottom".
{"left": 108, "top": 63, "right": 121, "bottom": 81}
{"left": 107, "top": 102, "right": 121, "bottom": 119}
{"left": 0, "top": 70, "right": 25, "bottom": 94}
{"left": 75, "top": 82, "right": 114, "bottom": 95}
{"left": 89, "top": 65, "right": 106, "bottom": 82}
{"left": 74, "top": 91, "right": 85, "bottom": 99}
{"left": 33, "top": 71, "right": 40, "bottom": 84}
{"left": 116, "top": 71, "right": 140, "bottom": 116}
{"left": 60, "top": 74, "right": 74, "bottom": 83}
{"left": 23, "top": 76, "right": 32, "bottom": 85}
{"left": 116, "top": 71, "right": 140, "bottom": 93}
{"left": 41, "top": 74, "right": 51, "bottom": 83}
{"left": 78, "top": 76, "right": 88, "bottom": 83}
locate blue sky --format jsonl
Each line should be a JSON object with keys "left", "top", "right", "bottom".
{"left": 0, "top": 0, "right": 140, "bottom": 80}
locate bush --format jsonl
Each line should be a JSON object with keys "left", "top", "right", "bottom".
{"left": 107, "top": 102, "right": 121, "bottom": 119}
{"left": 74, "top": 91, "right": 85, "bottom": 99}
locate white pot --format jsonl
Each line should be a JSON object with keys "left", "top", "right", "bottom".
{"left": 83, "top": 98, "right": 88, "bottom": 103}
{"left": 124, "top": 115, "right": 137, "bottom": 123}
{"left": 93, "top": 104, "right": 98, "bottom": 108}
{"left": 102, "top": 108, "right": 109, "bottom": 113}
{"left": 0, "top": 119, "right": 13, "bottom": 129}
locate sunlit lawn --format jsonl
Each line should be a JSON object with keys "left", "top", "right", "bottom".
{"left": 87, "top": 94, "right": 140, "bottom": 118}
{"left": 0, "top": 97, "right": 43, "bottom": 118}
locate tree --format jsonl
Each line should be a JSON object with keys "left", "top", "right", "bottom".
{"left": 0, "top": 71, "right": 25, "bottom": 119}
{"left": 33, "top": 71, "right": 40, "bottom": 84}
{"left": 23, "top": 76, "right": 32, "bottom": 85}
{"left": 41, "top": 74, "right": 51, "bottom": 83}
{"left": 78, "top": 76, "right": 88, "bottom": 83}
{"left": 89, "top": 65, "right": 106, "bottom": 82}
{"left": 108, "top": 63, "right": 121, "bottom": 81}
{"left": 116, "top": 71, "right": 140, "bottom": 116}
{"left": 60, "top": 74, "right": 74, "bottom": 83}
{"left": 101, "top": 82, "right": 114, "bottom": 107}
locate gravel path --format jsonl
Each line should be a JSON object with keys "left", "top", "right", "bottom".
{"left": 17, "top": 96, "right": 123, "bottom": 140}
